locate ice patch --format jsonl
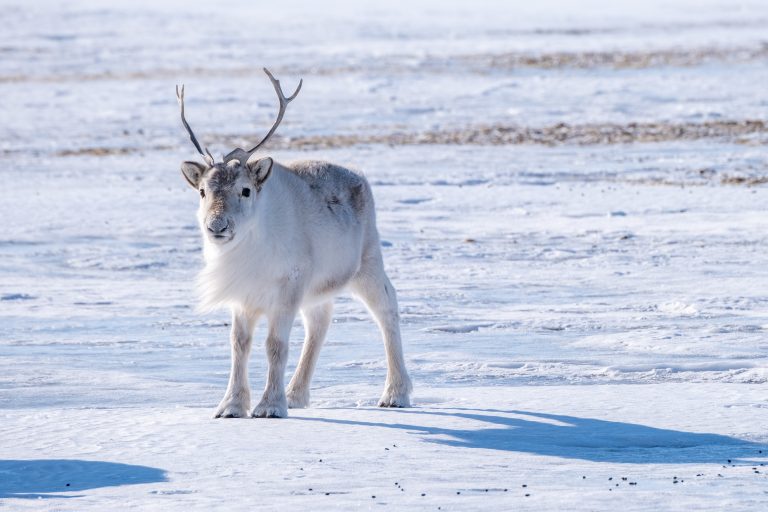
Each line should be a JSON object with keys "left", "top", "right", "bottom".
{"left": 427, "top": 323, "right": 495, "bottom": 333}
{"left": 1, "top": 293, "right": 35, "bottom": 301}
{"left": 398, "top": 197, "right": 433, "bottom": 205}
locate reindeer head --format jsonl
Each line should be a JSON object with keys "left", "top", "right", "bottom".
{"left": 176, "top": 69, "right": 302, "bottom": 245}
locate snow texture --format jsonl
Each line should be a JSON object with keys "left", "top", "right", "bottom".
{"left": 1, "top": 0, "right": 767, "bottom": 509}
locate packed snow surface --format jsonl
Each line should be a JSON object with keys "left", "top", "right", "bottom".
{"left": 1, "top": 0, "right": 767, "bottom": 509}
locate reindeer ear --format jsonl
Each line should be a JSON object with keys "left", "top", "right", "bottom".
{"left": 181, "top": 161, "right": 206, "bottom": 188}
{"left": 246, "top": 155, "right": 273, "bottom": 189}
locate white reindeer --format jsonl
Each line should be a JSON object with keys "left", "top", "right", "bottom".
{"left": 176, "top": 69, "right": 412, "bottom": 418}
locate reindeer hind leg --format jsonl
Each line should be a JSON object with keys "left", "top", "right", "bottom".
{"left": 350, "top": 257, "right": 412, "bottom": 407}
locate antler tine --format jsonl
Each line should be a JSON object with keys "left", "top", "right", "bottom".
{"left": 176, "top": 84, "right": 215, "bottom": 166}
{"left": 245, "top": 68, "right": 303, "bottom": 154}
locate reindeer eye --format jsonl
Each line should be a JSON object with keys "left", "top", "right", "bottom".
{"left": 242, "top": 187, "right": 251, "bottom": 197}
{"left": 199, "top": 189, "right": 205, "bottom": 198}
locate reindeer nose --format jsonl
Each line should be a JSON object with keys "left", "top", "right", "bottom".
{"left": 207, "top": 218, "right": 229, "bottom": 235}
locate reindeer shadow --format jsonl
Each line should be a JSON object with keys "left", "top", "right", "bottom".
{"left": 296, "top": 408, "right": 767, "bottom": 464}
{"left": 0, "top": 459, "right": 167, "bottom": 499}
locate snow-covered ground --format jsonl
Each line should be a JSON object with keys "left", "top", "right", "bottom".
{"left": 1, "top": 0, "right": 767, "bottom": 509}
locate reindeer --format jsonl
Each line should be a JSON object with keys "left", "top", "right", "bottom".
{"left": 175, "top": 69, "right": 412, "bottom": 418}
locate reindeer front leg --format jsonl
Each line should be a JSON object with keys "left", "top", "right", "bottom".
{"left": 214, "top": 308, "right": 258, "bottom": 418}
{"left": 252, "top": 308, "right": 297, "bottom": 418}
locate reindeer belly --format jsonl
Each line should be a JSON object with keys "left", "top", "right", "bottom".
{"left": 303, "top": 228, "right": 363, "bottom": 302}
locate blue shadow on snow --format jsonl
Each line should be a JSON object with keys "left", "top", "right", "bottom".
{"left": 296, "top": 408, "right": 767, "bottom": 464}
{"left": 0, "top": 459, "right": 167, "bottom": 499}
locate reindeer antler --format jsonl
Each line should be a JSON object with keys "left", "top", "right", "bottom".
{"left": 176, "top": 84, "right": 215, "bottom": 167}
{"left": 177, "top": 69, "right": 302, "bottom": 166}
{"left": 223, "top": 69, "right": 303, "bottom": 164}
{"left": 244, "top": 68, "right": 303, "bottom": 154}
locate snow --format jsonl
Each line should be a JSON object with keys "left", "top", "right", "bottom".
{"left": 2, "top": 0, "right": 768, "bottom": 509}
{"left": 1, "top": 385, "right": 767, "bottom": 510}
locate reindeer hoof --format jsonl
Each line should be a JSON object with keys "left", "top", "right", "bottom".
{"left": 378, "top": 388, "right": 411, "bottom": 408}
{"left": 213, "top": 397, "right": 250, "bottom": 418}
{"left": 252, "top": 400, "right": 288, "bottom": 418}
{"left": 286, "top": 387, "right": 310, "bottom": 409}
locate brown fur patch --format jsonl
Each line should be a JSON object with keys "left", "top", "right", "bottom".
{"left": 349, "top": 182, "right": 366, "bottom": 213}
{"left": 207, "top": 165, "right": 238, "bottom": 192}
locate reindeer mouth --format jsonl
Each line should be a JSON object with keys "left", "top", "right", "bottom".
{"left": 207, "top": 230, "right": 234, "bottom": 244}
{"left": 211, "top": 234, "right": 233, "bottom": 243}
